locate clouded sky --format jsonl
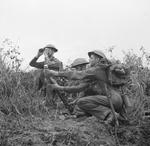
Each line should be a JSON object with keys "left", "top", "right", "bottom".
{"left": 0, "top": 0, "right": 150, "bottom": 69}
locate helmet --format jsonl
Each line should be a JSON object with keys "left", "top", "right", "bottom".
{"left": 71, "top": 58, "right": 89, "bottom": 68}
{"left": 88, "top": 50, "right": 106, "bottom": 58}
{"left": 44, "top": 44, "right": 58, "bottom": 52}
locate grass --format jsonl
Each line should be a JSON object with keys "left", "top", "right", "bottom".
{"left": 0, "top": 39, "right": 150, "bottom": 146}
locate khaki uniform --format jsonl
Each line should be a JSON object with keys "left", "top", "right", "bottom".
{"left": 30, "top": 56, "right": 63, "bottom": 107}
{"left": 29, "top": 56, "right": 63, "bottom": 70}
{"left": 55, "top": 63, "right": 124, "bottom": 120}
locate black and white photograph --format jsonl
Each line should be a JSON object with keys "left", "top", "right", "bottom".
{"left": 0, "top": 0, "right": 150, "bottom": 145}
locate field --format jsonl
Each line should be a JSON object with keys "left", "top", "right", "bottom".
{"left": 0, "top": 39, "right": 150, "bottom": 146}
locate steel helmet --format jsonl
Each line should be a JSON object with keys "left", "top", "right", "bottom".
{"left": 88, "top": 50, "right": 106, "bottom": 58}
{"left": 71, "top": 58, "right": 89, "bottom": 68}
{"left": 44, "top": 44, "right": 58, "bottom": 52}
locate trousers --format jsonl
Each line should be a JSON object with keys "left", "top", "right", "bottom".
{"left": 76, "top": 89, "right": 123, "bottom": 120}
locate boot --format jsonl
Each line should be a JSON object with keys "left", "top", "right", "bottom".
{"left": 104, "top": 112, "right": 119, "bottom": 126}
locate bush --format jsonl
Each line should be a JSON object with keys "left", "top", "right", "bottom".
{"left": 0, "top": 40, "right": 150, "bottom": 145}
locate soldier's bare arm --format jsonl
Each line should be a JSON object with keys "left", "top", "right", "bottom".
{"left": 50, "top": 82, "right": 89, "bottom": 93}
{"left": 45, "top": 67, "right": 97, "bottom": 80}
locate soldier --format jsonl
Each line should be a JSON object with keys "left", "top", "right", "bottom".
{"left": 71, "top": 58, "right": 89, "bottom": 71}
{"left": 29, "top": 44, "right": 62, "bottom": 70}
{"left": 68, "top": 58, "right": 89, "bottom": 98}
{"left": 66, "top": 58, "right": 91, "bottom": 116}
{"left": 45, "top": 50, "right": 128, "bottom": 124}
{"left": 29, "top": 44, "right": 63, "bottom": 107}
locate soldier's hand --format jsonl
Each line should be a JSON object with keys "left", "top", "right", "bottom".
{"left": 51, "top": 83, "right": 60, "bottom": 89}
{"left": 48, "top": 83, "right": 64, "bottom": 91}
{"left": 48, "top": 70, "right": 59, "bottom": 76}
{"left": 47, "top": 83, "right": 59, "bottom": 90}
{"left": 115, "top": 68, "right": 125, "bottom": 74}
{"left": 36, "top": 48, "right": 44, "bottom": 58}
{"left": 44, "top": 69, "right": 50, "bottom": 76}
{"left": 44, "top": 70, "right": 58, "bottom": 77}
{"left": 69, "top": 98, "right": 79, "bottom": 105}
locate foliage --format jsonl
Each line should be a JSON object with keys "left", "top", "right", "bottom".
{"left": 0, "top": 39, "right": 150, "bottom": 145}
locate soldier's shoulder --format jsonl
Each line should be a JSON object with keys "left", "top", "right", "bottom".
{"left": 52, "top": 57, "right": 62, "bottom": 63}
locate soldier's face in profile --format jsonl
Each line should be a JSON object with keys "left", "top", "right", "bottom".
{"left": 89, "top": 54, "right": 99, "bottom": 66}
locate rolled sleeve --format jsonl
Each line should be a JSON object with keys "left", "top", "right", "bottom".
{"left": 29, "top": 57, "right": 44, "bottom": 69}
{"left": 57, "top": 67, "right": 96, "bottom": 80}
{"left": 56, "top": 82, "right": 89, "bottom": 93}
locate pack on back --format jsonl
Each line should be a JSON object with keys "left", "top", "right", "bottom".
{"left": 108, "top": 63, "right": 130, "bottom": 87}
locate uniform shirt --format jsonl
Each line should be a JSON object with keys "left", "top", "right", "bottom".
{"left": 30, "top": 56, "right": 63, "bottom": 91}
{"left": 29, "top": 56, "right": 63, "bottom": 71}
{"left": 58, "top": 64, "right": 107, "bottom": 80}
{"left": 57, "top": 64, "right": 109, "bottom": 96}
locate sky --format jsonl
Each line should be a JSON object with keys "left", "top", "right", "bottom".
{"left": 0, "top": 0, "right": 150, "bottom": 70}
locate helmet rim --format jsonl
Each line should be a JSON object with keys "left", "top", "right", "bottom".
{"left": 44, "top": 44, "right": 58, "bottom": 52}
{"left": 71, "top": 58, "right": 89, "bottom": 68}
{"left": 88, "top": 50, "right": 106, "bottom": 58}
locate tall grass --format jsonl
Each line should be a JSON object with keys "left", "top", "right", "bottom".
{"left": 0, "top": 39, "right": 150, "bottom": 145}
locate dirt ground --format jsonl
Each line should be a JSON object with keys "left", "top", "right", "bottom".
{"left": 0, "top": 106, "right": 142, "bottom": 146}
